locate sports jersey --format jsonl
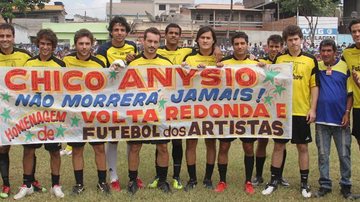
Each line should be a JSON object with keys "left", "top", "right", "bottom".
{"left": 0, "top": 48, "right": 32, "bottom": 67}
{"left": 24, "top": 55, "right": 65, "bottom": 67}
{"left": 156, "top": 46, "right": 193, "bottom": 65}
{"left": 128, "top": 53, "right": 172, "bottom": 66}
{"left": 221, "top": 55, "right": 258, "bottom": 65}
{"left": 96, "top": 40, "right": 137, "bottom": 67}
{"left": 183, "top": 50, "right": 216, "bottom": 68}
{"left": 342, "top": 44, "right": 360, "bottom": 108}
{"left": 274, "top": 50, "right": 319, "bottom": 116}
{"left": 63, "top": 52, "right": 105, "bottom": 68}
{"left": 258, "top": 55, "right": 274, "bottom": 64}
{"left": 316, "top": 59, "right": 352, "bottom": 126}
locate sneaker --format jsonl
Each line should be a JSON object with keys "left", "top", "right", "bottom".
{"left": 0, "top": 185, "right": 10, "bottom": 199}
{"left": 110, "top": 180, "right": 121, "bottom": 192}
{"left": 97, "top": 182, "right": 110, "bottom": 194}
{"left": 280, "top": 178, "right": 290, "bottom": 187}
{"left": 137, "top": 177, "right": 144, "bottom": 189}
{"left": 341, "top": 185, "right": 352, "bottom": 199}
{"left": 262, "top": 180, "right": 278, "bottom": 195}
{"left": 172, "top": 178, "right": 183, "bottom": 190}
{"left": 128, "top": 180, "right": 138, "bottom": 195}
{"left": 245, "top": 181, "right": 255, "bottom": 195}
{"left": 158, "top": 181, "right": 171, "bottom": 193}
{"left": 203, "top": 179, "right": 213, "bottom": 189}
{"left": 60, "top": 149, "right": 72, "bottom": 156}
{"left": 314, "top": 187, "right": 331, "bottom": 198}
{"left": 148, "top": 177, "right": 159, "bottom": 189}
{"left": 50, "top": 185, "right": 65, "bottom": 198}
{"left": 13, "top": 185, "right": 33, "bottom": 200}
{"left": 32, "top": 180, "right": 47, "bottom": 193}
{"left": 301, "top": 182, "right": 312, "bottom": 198}
{"left": 72, "top": 184, "right": 85, "bottom": 195}
{"left": 214, "top": 181, "right": 227, "bottom": 193}
{"left": 252, "top": 176, "right": 264, "bottom": 186}
{"left": 184, "top": 180, "right": 197, "bottom": 192}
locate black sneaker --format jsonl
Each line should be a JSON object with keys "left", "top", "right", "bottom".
{"left": 127, "top": 180, "right": 138, "bottom": 195}
{"left": 97, "top": 182, "right": 110, "bottom": 194}
{"left": 72, "top": 184, "right": 85, "bottom": 195}
{"left": 184, "top": 180, "right": 197, "bottom": 192}
{"left": 252, "top": 176, "right": 264, "bottom": 186}
{"left": 314, "top": 187, "right": 332, "bottom": 198}
{"left": 158, "top": 181, "right": 171, "bottom": 193}
{"left": 203, "top": 179, "right": 213, "bottom": 189}
{"left": 341, "top": 185, "right": 352, "bottom": 199}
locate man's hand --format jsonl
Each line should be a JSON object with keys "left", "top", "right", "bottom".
{"left": 110, "top": 59, "right": 127, "bottom": 72}
{"left": 341, "top": 111, "right": 350, "bottom": 127}
{"left": 256, "top": 61, "right": 267, "bottom": 68}
{"left": 213, "top": 46, "right": 223, "bottom": 62}
{"left": 197, "top": 63, "right": 206, "bottom": 69}
{"left": 216, "top": 62, "right": 224, "bottom": 68}
{"left": 126, "top": 53, "right": 136, "bottom": 63}
{"left": 352, "top": 70, "right": 360, "bottom": 88}
{"left": 306, "top": 109, "right": 316, "bottom": 124}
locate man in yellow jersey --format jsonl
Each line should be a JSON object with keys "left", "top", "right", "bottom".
{"left": 96, "top": 16, "right": 139, "bottom": 192}
{"left": 262, "top": 25, "right": 319, "bottom": 198}
{"left": 214, "top": 32, "right": 258, "bottom": 194}
{"left": 13, "top": 29, "right": 65, "bottom": 200}
{"left": 63, "top": 29, "right": 110, "bottom": 195}
{"left": 253, "top": 35, "right": 289, "bottom": 188}
{"left": 0, "top": 23, "right": 32, "bottom": 199}
{"left": 126, "top": 27, "right": 172, "bottom": 195}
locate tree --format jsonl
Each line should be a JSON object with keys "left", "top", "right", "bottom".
{"left": 0, "top": 0, "right": 50, "bottom": 23}
{"left": 276, "top": 0, "right": 339, "bottom": 47}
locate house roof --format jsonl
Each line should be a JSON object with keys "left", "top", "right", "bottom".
{"left": 191, "top": 4, "right": 261, "bottom": 12}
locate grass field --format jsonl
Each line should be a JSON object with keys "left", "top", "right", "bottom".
{"left": 4, "top": 134, "right": 360, "bottom": 202}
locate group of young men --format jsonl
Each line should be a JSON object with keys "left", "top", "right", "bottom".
{"left": 0, "top": 16, "right": 360, "bottom": 200}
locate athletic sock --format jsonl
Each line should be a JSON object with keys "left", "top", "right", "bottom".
{"left": 51, "top": 174, "right": 60, "bottom": 187}
{"left": 255, "top": 156, "right": 266, "bottom": 177}
{"left": 98, "top": 170, "right": 107, "bottom": 184}
{"left": 218, "top": 163, "right": 227, "bottom": 183}
{"left": 204, "top": 163, "right": 214, "bottom": 180}
{"left": 74, "top": 170, "right": 83, "bottom": 185}
{"left": 187, "top": 164, "right": 197, "bottom": 181}
{"left": 30, "top": 154, "right": 37, "bottom": 183}
{"left": 128, "top": 170, "right": 138, "bottom": 182}
{"left": 244, "top": 156, "right": 254, "bottom": 182}
{"left": 300, "top": 169, "right": 309, "bottom": 184}
{"left": 106, "top": 143, "right": 118, "bottom": 182}
{"left": 0, "top": 153, "right": 10, "bottom": 186}
{"left": 158, "top": 166, "right": 168, "bottom": 183}
{"left": 280, "top": 149, "right": 287, "bottom": 178}
{"left": 270, "top": 166, "right": 281, "bottom": 183}
{"left": 172, "top": 141, "right": 183, "bottom": 179}
{"left": 23, "top": 174, "right": 32, "bottom": 188}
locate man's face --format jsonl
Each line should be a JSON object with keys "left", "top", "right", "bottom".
{"left": 165, "top": 27, "right": 180, "bottom": 46}
{"left": 320, "top": 45, "right": 336, "bottom": 65}
{"left": 144, "top": 32, "right": 160, "bottom": 55}
{"left": 0, "top": 29, "right": 14, "bottom": 50}
{"left": 197, "top": 31, "right": 214, "bottom": 51}
{"left": 111, "top": 23, "right": 128, "bottom": 44}
{"left": 268, "top": 41, "right": 283, "bottom": 59}
{"left": 232, "top": 37, "right": 248, "bottom": 57}
{"left": 38, "top": 38, "right": 54, "bottom": 58}
{"left": 286, "top": 35, "right": 302, "bottom": 53}
{"left": 75, "top": 36, "right": 92, "bottom": 58}
{"left": 351, "top": 23, "right": 360, "bottom": 44}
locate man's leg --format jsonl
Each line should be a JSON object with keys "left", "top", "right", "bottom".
{"left": 70, "top": 143, "right": 85, "bottom": 195}
{"left": 203, "top": 139, "right": 216, "bottom": 189}
{"left": 185, "top": 139, "right": 198, "bottom": 191}
{"left": 92, "top": 143, "right": 109, "bottom": 193}
{"left": 242, "top": 139, "right": 255, "bottom": 195}
{"left": 171, "top": 139, "right": 183, "bottom": 189}
{"left": 105, "top": 142, "right": 119, "bottom": 185}
{"left": 214, "top": 139, "right": 232, "bottom": 192}
{"left": 127, "top": 142, "right": 142, "bottom": 195}
{"left": 156, "top": 142, "right": 171, "bottom": 193}
{"left": 253, "top": 138, "right": 268, "bottom": 185}
{"left": 46, "top": 143, "right": 64, "bottom": 198}
{"left": 0, "top": 146, "right": 11, "bottom": 191}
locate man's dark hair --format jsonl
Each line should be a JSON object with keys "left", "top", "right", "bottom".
{"left": 74, "top": 29, "right": 94, "bottom": 44}
{"left": 319, "top": 39, "right": 337, "bottom": 52}
{"left": 107, "top": 16, "right": 131, "bottom": 37}
{"left": 282, "top": 25, "right": 303, "bottom": 41}
{"left": 36, "top": 29, "right": 58, "bottom": 49}
{"left": 231, "top": 31, "right": 248, "bottom": 44}
{"left": 165, "top": 23, "right": 182, "bottom": 35}
{"left": 195, "top": 26, "right": 217, "bottom": 48}
{"left": 144, "top": 27, "right": 161, "bottom": 40}
{"left": 267, "top": 34, "right": 283, "bottom": 46}
{"left": 348, "top": 18, "right": 360, "bottom": 32}
{"left": 0, "top": 23, "right": 15, "bottom": 36}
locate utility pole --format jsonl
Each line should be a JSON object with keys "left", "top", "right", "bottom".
{"left": 109, "top": 0, "right": 113, "bottom": 21}
{"left": 226, "top": 0, "right": 233, "bottom": 39}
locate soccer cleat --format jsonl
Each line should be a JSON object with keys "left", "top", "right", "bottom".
{"left": 127, "top": 180, "right": 138, "bottom": 195}
{"left": 72, "top": 184, "right": 85, "bottom": 195}
{"left": 184, "top": 180, "right": 197, "bottom": 192}
{"left": 137, "top": 177, "right": 144, "bottom": 189}
{"left": 314, "top": 187, "right": 331, "bottom": 198}
{"left": 301, "top": 182, "right": 312, "bottom": 198}
{"left": 341, "top": 185, "right": 352, "bottom": 199}
{"left": 262, "top": 180, "right": 278, "bottom": 195}
{"left": 158, "top": 181, "right": 171, "bottom": 193}
{"left": 245, "top": 181, "right": 255, "bottom": 195}
{"left": 214, "top": 181, "right": 227, "bottom": 193}
{"left": 50, "top": 185, "right": 65, "bottom": 198}
{"left": 172, "top": 178, "right": 183, "bottom": 190}
{"left": 148, "top": 177, "right": 159, "bottom": 189}
{"left": 280, "top": 178, "right": 290, "bottom": 187}
{"left": 32, "top": 180, "right": 47, "bottom": 193}
{"left": 13, "top": 185, "right": 34, "bottom": 200}
{"left": 0, "top": 185, "right": 10, "bottom": 199}
{"left": 110, "top": 180, "right": 121, "bottom": 192}
{"left": 97, "top": 182, "right": 110, "bottom": 194}
{"left": 203, "top": 179, "right": 213, "bottom": 189}
{"left": 252, "top": 176, "right": 264, "bottom": 186}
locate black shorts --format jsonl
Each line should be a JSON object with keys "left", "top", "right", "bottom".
{"left": 218, "top": 138, "right": 236, "bottom": 142}
{"left": 23, "top": 143, "right": 61, "bottom": 152}
{"left": 240, "top": 138, "right": 257, "bottom": 143}
{"left": 68, "top": 142, "right": 104, "bottom": 147}
{"left": 352, "top": 108, "right": 360, "bottom": 140}
{"left": 291, "top": 116, "right": 312, "bottom": 144}
{"left": 273, "top": 138, "right": 290, "bottom": 144}
{"left": 127, "top": 140, "right": 170, "bottom": 145}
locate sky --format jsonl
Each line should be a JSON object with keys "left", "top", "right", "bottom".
{"left": 55, "top": 0, "right": 239, "bottom": 20}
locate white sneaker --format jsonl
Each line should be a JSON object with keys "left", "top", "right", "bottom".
{"left": 60, "top": 149, "right": 72, "bottom": 156}
{"left": 262, "top": 181, "right": 278, "bottom": 195}
{"left": 301, "top": 184, "right": 312, "bottom": 198}
{"left": 51, "top": 185, "right": 65, "bottom": 198}
{"left": 14, "top": 185, "right": 34, "bottom": 200}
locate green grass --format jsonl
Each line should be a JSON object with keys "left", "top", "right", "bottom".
{"left": 4, "top": 136, "right": 360, "bottom": 202}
